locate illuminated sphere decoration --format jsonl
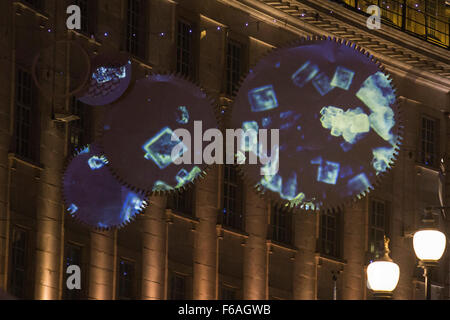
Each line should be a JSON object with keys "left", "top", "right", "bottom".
{"left": 76, "top": 51, "right": 133, "bottom": 106}
{"left": 367, "top": 260, "right": 400, "bottom": 294}
{"left": 413, "top": 229, "right": 447, "bottom": 263}
{"left": 63, "top": 144, "right": 148, "bottom": 229}
{"left": 231, "top": 37, "right": 402, "bottom": 210}
{"left": 100, "top": 74, "right": 218, "bottom": 194}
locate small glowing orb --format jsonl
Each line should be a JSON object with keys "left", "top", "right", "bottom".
{"left": 312, "top": 72, "right": 334, "bottom": 96}
{"left": 68, "top": 203, "right": 78, "bottom": 215}
{"left": 291, "top": 61, "right": 319, "bottom": 88}
{"left": 248, "top": 85, "right": 279, "bottom": 112}
{"left": 142, "top": 127, "right": 188, "bottom": 169}
{"left": 176, "top": 106, "right": 189, "bottom": 124}
{"left": 372, "top": 147, "right": 394, "bottom": 174}
{"left": 347, "top": 173, "right": 371, "bottom": 194}
{"left": 317, "top": 161, "right": 340, "bottom": 185}
{"left": 320, "top": 106, "right": 370, "bottom": 144}
{"left": 88, "top": 155, "right": 109, "bottom": 170}
{"left": 330, "top": 66, "right": 355, "bottom": 90}
{"left": 92, "top": 65, "right": 127, "bottom": 84}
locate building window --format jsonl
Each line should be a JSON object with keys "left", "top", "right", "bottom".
{"left": 226, "top": 40, "right": 244, "bottom": 95}
{"left": 169, "top": 273, "right": 186, "bottom": 300}
{"left": 14, "top": 68, "right": 37, "bottom": 160}
{"left": 221, "top": 165, "right": 244, "bottom": 230}
{"left": 368, "top": 199, "right": 390, "bottom": 259}
{"left": 22, "top": 0, "right": 43, "bottom": 10}
{"left": 117, "top": 259, "right": 135, "bottom": 300}
{"left": 319, "top": 209, "right": 342, "bottom": 258}
{"left": 71, "top": 0, "right": 97, "bottom": 36}
{"left": 221, "top": 286, "right": 236, "bottom": 300}
{"left": 168, "top": 187, "right": 194, "bottom": 216}
{"left": 125, "top": 0, "right": 147, "bottom": 59}
{"left": 177, "top": 20, "right": 194, "bottom": 77}
{"left": 9, "top": 227, "right": 28, "bottom": 299}
{"left": 270, "top": 203, "right": 293, "bottom": 245}
{"left": 64, "top": 243, "right": 83, "bottom": 300}
{"left": 420, "top": 116, "right": 438, "bottom": 167}
{"left": 69, "top": 97, "right": 90, "bottom": 154}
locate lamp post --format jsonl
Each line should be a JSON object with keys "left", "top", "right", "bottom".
{"left": 367, "top": 236, "right": 400, "bottom": 299}
{"left": 413, "top": 208, "right": 447, "bottom": 300}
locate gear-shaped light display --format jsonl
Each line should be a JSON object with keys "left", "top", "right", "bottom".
{"left": 63, "top": 144, "right": 148, "bottom": 229}
{"left": 231, "top": 38, "right": 402, "bottom": 210}
{"left": 100, "top": 74, "right": 218, "bottom": 194}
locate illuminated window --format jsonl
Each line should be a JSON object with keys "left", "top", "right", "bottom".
{"left": 221, "top": 286, "right": 237, "bottom": 300}
{"left": 420, "top": 116, "right": 438, "bottom": 167}
{"left": 9, "top": 228, "right": 28, "bottom": 299}
{"left": 169, "top": 273, "right": 186, "bottom": 300}
{"left": 64, "top": 243, "right": 83, "bottom": 300}
{"left": 319, "top": 209, "right": 342, "bottom": 258}
{"left": 177, "top": 20, "right": 194, "bottom": 77}
{"left": 71, "top": 0, "right": 97, "bottom": 36}
{"left": 270, "top": 203, "right": 293, "bottom": 245}
{"left": 368, "top": 199, "right": 390, "bottom": 259}
{"left": 69, "top": 97, "right": 90, "bottom": 154}
{"left": 117, "top": 259, "right": 135, "bottom": 300}
{"left": 221, "top": 165, "right": 244, "bottom": 230}
{"left": 168, "top": 187, "right": 194, "bottom": 216}
{"left": 226, "top": 40, "right": 244, "bottom": 95}
{"left": 14, "top": 68, "right": 37, "bottom": 160}
{"left": 125, "top": 0, "right": 147, "bottom": 59}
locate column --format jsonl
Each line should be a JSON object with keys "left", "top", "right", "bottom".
{"left": 242, "top": 187, "right": 267, "bottom": 299}
{"left": 193, "top": 166, "right": 219, "bottom": 299}
{"left": 88, "top": 230, "right": 115, "bottom": 300}
{"left": 141, "top": 195, "right": 167, "bottom": 300}
{"left": 293, "top": 210, "right": 317, "bottom": 299}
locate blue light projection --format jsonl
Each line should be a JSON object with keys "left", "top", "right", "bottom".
{"left": 176, "top": 106, "right": 189, "bottom": 124}
{"left": 67, "top": 203, "right": 78, "bottom": 215}
{"left": 88, "top": 155, "right": 109, "bottom": 170}
{"left": 63, "top": 144, "right": 148, "bottom": 229}
{"left": 142, "top": 127, "right": 188, "bottom": 169}
{"left": 242, "top": 121, "right": 259, "bottom": 152}
{"left": 92, "top": 62, "right": 129, "bottom": 84}
{"left": 330, "top": 66, "right": 355, "bottom": 90}
{"left": 312, "top": 72, "right": 334, "bottom": 96}
{"left": 320, "top": 106, "right": 370, "bottom": 144}
{"left": 317, "top": 161, "right": 340, "bottom": 185}
{"left": 152, "top": 166, "right": 202, "bottom": 191}
{"left": 248, "top": 85, "right": 279, "bottom": 112}
{"left": 291, "top": 61, "right": 319, "bottom": 88}
{"left": 229, "top": 39, "right": 401, "bottom": 209}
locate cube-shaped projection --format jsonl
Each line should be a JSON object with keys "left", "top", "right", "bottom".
{"left": 356, "top": 72, "right": 396, "bottom": 114}
{"left": 291, "top": 61, "right": 319, "bottom": 88}
{"left": 262, "top": 117, "right": 272, "bottom": 128}
{"left": 281, "top": 172, "right": 298, "bottom": 200}
{"left": 347, "top": 173, "right": 371, "bottom": 194}
{"left": 152, "top": 180, "right": 174, "bottom": 192}
{"left": 88, "top": 155, "right": 108, "bottom": 170}
{"left": 175, "top": 168, "right": 189, "bottom": 184}
{"left": 248, "top": 85, "right": 279, "bottom": 112}
{"left": 369, "top": 107, "right": 395, "bottom": 142}
{"left": 261, "top": 173, "right": 282, "bottom": 193}
{"left": 142, "top": 127, "right": 187, "bottom": 169}
{"left": 120, "top": 192, "right": 144, "bottom": 222}
{"left": 331, "top": 66, "right": 355, "bottom": 90}
{"left": 317, "top": 161, "right": 340, "bottom": 185}
{"left": 68, "top": 203, "right": 78, "bottom": 215}
{"left": 312, "top": 72, "right": 334, "bottom": 96}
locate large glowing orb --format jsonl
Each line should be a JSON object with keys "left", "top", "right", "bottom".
{"left": 231, "top": 38, "right": 402, "bottom": 210}
{"left": 100, "top": 74, "right": 218, "bottom": 194}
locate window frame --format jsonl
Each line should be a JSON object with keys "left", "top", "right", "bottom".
{"left": 176, "top": 19, "right": 197, "bottom": 79}
{"left": 169, "top": 272, "right": 187, "bottom": 300}
{"left": 270, "top": 202, "right": 293, "bottom": 245}
{"left": 418, "top": 114, "right": 440, "bottom": 169}
{"left": 117, "top": 258, "right": 136, "bottom": 300}
{"left": 124, "top": 0, "right": 148, "bottom": 60}
{"left": 69, "top": 0, "right": 98, "bottom": 37}
{"left": 368, "top": 199, "right": 391, "bottom": 260}
{"left": 220, "top": 165, "right": 245, "bottom": 231}
{"left": 63, "top": 242, "right": 84, "bottom": 300}
{"left": 8, "top": 226, "right": 30, "bottom": 299}
{"left": 167, "top": 187, "right": 195, "bottom": 217}
{"left": 319, "top": 208, "right": 343, "bottom": 259}
{"left": 225, "top": 37, "right": 247, "bottom": 96}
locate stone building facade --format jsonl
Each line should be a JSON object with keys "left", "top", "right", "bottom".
{"left": 0, "top": 0, "right": 449, "bottom": 300}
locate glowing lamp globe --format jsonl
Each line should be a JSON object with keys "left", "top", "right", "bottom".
{"left": 367, "top": 260, "right": 400, "bottom": 294}
{"left": 413, "top": 229, "right": 446, "bottom": 263}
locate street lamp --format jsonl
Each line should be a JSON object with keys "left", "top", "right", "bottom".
{"left": 413, "top": 208, "right": 447, "bottom": 300}
{"left": 367, "top": 236, "right": 400, "bottom": 299}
